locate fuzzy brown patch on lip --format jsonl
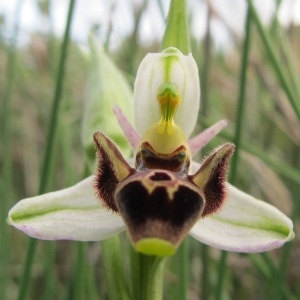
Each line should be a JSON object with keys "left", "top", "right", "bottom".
{"left": 135, "top": 142, "right": 189, "bottom": 173}
{"left": 115, "top": 170, "right": 205, "bottom": 246}
{"left": 93, "top": 132, "right": 135, "bottom": 212}
{"left": 189, "top": 143, "right": 235, "bottom": 217}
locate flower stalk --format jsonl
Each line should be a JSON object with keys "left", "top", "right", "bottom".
{"left": 130, "top": 250, "right": 166, "bottom": 300}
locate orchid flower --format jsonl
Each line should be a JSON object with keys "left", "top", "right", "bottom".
{"left": 7, "top": 47, "right": 294, "bottom": 257}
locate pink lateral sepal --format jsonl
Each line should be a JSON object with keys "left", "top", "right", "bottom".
{"left": 188, "top": 119, "right": 228, "bottom": 155}
{"left": 113, "top": 106, "right": 141, "bottom": 150}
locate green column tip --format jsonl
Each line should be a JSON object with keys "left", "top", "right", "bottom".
{"left": 135, "top": 238, "right": 177, "bottom": 256}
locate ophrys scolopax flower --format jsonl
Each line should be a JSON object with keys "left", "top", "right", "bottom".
{"left": 8, "top": 47, "right": 294, "bottom": 256}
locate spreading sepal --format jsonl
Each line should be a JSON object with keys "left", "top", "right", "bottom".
{"left": 7, "top": 177, "right": 125, "bottom": 241}
{"left": 190, "top": 183, "right": 294, "bottom": 252}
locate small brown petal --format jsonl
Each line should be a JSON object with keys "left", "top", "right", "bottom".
{"left": 189, "top": 143, "right": 235, "bottom": 217}
{"left": 93, "top": 132, "right": 134, "bottom": 212}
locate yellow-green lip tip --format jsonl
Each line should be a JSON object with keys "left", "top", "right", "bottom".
{"left": 135, "top": 238, "right": 177, "bottom": 257}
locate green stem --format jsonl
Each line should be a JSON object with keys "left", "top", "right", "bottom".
{"left": 73, "top": 243, "right": 86, "bottom": 300}
{"left": 38, "top": 0, "right": 76, "bottom": 194}
{"left": 216, "top": 6, "right": 252, "bottom": 300}
{"left": 276, "top": 23, "right": 300, "bottom": 100}
{"left": 200, "top": 4, "right": 212, "bottom": 117}
{"left": 17, "top": 0, "right": 76, "bottom": 299}
{"left": 201, "top": 244, "right": 209, "bottom": 300}
{"left": 198, "top": 8, "right": 213, "bottom": 299}
{"left": 140, "top": 255, "right": 166, "bottom": 300}
{"left": 161, "top": 0, "right": 190, "bottom": 54}
{"left": 130, "top": 247, "right": 142, "bottom": 300}
{"left": 247, "top": 0, "right": 300, "bottom": 120}
{"left": 85, "top": 259, "right": 99, "bottom": 300}
{"left": 274, "top": 182, "right": 300, "bottom": 300}
{"left": 229, "top": 6, "right": 252, "bottom": 182}
{"left": 102, "top": 236, "right": 131, "bottom": 300}
{"left": 130, "top": 249, "right": 166, "bottom": 300}
{"left": 66, "top": 243, "right": 85, "bottom": 300}
{"left": 41, "top": 242, "right": 57, "bottom": 300}
{"left": 17, "top": 239, "right": 37, "bottom": 300}
{"left": 250, "top": 253, "right": 295, "bottom": 300}
{"left": 0, "top": 1, "right": 23, "bottom": 298}
{"left": 174, "top": 239, "right": 189, "bottom": 300}
{"left": 215, "top": 251, "right": 228, "bottom": 300}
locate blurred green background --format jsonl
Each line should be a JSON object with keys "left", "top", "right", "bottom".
{"left": 0, "top": 0, "right": 299, "bottom": 299}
